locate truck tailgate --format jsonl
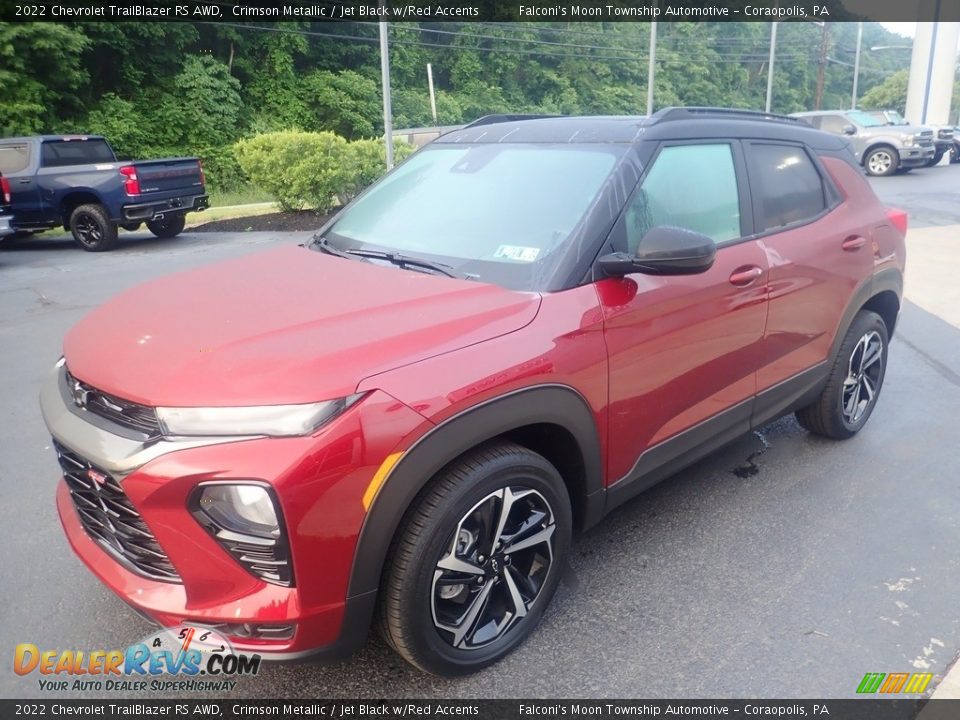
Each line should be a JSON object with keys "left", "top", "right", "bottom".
{"left": 134, "top": 158, "right": 203, "bottom": 195}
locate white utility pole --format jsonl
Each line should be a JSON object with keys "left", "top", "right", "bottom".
{"left": 646, "top": 21, "right": 657, "bottom": 115}
{"left": 427, "top": 63, "right": 438, "bottom": 124}
{"left": 379, "top": 21, "right": 394, "bottom": 170}
{"left": 851, "top": 21, "right": 863, "bottom": 109}
{"left": 765, "top": 22, "right": 778, "bottom": 113}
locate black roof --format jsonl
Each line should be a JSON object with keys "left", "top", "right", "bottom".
{"left": 436, "top": 107, "right": 849, "bottom": 152}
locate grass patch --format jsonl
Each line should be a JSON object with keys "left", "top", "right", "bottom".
{"left": 208, "top": 186, "right": 275, "bottom": 207}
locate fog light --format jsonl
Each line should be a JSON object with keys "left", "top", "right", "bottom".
{"left": 191, "top": 483, "right": 294, "bottom": 587}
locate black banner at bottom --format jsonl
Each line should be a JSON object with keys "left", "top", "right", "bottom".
{"left": 2, "top": 699, "right": 958, "bottom": 720}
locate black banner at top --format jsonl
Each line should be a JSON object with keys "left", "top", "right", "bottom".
{"left": 5, "top": 0, "right": 960, "bottom": 23}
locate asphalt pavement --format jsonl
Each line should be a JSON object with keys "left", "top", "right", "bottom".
{"left": 1, "top": 162, "right": 959, "bottom": 699}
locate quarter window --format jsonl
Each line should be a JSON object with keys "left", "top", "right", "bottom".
{"left": 818, "top": 115, "right": 849, "bottom": 134}
{"left": 621, "top": 143, "right": 741, "bottom": 253}
{"left": 748, "top": 143, "right": 827, "bottom": 231}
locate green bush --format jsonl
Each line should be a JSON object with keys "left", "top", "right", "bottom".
{"left": 234, "top": 131, "right": 349, "bottom": 212}
{"left": 339, "top": 138, "right": 416, "bottom": 202}
{"left": 197, "top": 145, "right": 246, "bottom": 194}
{"left": 234, "top": 131, "right": 414, "bottom": 213}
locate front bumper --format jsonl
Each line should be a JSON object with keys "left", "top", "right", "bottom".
{"left": 0, "top": 214, "right": 13, "bottom": 238}
{"left": 122, "top": 194, "right": 209, "bottom": 222}
{"left": 41, "top": 367, "right": 428, "bottom": 659}
{"left": 899, "top": 146, "right": 935, "bottom": 167}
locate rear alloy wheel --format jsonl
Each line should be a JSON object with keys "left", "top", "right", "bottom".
{"left": 864, "top": 147, "right": 898, "bottom": 177}
{"left": 69, "top": 204, "right": 118, "bottom": 252}
{"left": 146, "top": 214, "right": 186, "bottom": 239}
{"left": 796, "top": 310, "right": 888, "bottom": 439}
{"left": 379, "top": 442, "right": 571, "bottom": 675}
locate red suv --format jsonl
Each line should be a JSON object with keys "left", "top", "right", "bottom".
{"left": 43, "top": 108, "right": 906, "bottom": 675}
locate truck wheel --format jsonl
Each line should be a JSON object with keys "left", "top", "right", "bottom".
{"left": 146, "top": 215, "right": 186, "bottom": 239}
{"left": 950, "top": 145, "right": 960, "bottom": 164}
{"left": 70, "top": 204, "right": 118, "bottom": 252}
{"left": 924, "top": 150, "right": 945, "bottom": 168}
{"left": 864, "top": 146, "right": 898, "bottom": 177}
{"left": 378, "top": 442, "right": 571, "bottom": 676}
{"left": 796, "top": 311, "right": 888, "bottom": 440}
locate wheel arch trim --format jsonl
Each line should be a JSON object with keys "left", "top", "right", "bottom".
{"left": 346, "top": 383, "right": 603, "bottom": 600}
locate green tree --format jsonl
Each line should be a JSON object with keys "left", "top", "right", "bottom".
{"left": 156, "top": 55, "right": 244, "bottom": 148}
{"left": 0, "top": 22, "right": 89, "bottom": 134}
{"left": 859, "top": 70, "right": 909, "bottom": 113}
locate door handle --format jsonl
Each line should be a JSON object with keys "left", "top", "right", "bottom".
{"left": 728, "top": 265, "right": 763, "bottom": 287}
{"left": 18, "top": 178, "right": 31, "bottom": 184}
{"left": 842, "top": 235, "right": 867, "bottom": 251}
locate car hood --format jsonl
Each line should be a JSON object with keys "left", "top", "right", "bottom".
{"left": 63, "top": 245, "right": 541, "bottom": 407}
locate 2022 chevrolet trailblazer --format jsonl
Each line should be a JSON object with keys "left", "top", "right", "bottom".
{"left": 43, "top": 109, "right": 906, "bottom": 675}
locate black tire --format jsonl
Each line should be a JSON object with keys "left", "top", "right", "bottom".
{"left": 924, "top": 149, "right": 945, "bottom": 168}
{"left": 120, "top": 222, "right": 142, "bottom": 232}
{"left": 950, "top": 145, "right": 960, "bottom": 164}
{"left": 69, "top": 204, "right": 118, "bottom": 252}
{"left": 863, "top": 146, "right": 899, "bottom": 177}
{"left": 146, "top": 215, "right": 186, "bottom": 239}
{"left": 378, "top": 441, "right": 572, "bottom": 676}
{"left": 796, "top": 310, "right": 889, "bottom": 440}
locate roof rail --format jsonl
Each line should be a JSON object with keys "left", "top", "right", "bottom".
{"left": 650, "top": 107, "right": 804, "bottom": 125}
{"left": 462, "top": 114, "right": 562, "bottom": 129}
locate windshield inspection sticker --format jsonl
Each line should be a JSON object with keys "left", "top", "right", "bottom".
{"left": 494, "top": 245, "right": 541, "bottom": 262}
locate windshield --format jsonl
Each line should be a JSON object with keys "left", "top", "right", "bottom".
{"left": 847, "top": 110, "right": 885, "bottom": 128}
{"left": 318, "top": 143, "right": 623, "bottom": 291}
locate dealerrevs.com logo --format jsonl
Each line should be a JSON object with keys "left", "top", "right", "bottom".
{"left": 14, "top": 625, "right": 260, "bottom": 693}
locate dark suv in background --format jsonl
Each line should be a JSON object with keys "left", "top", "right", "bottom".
{"left": 44, "top": 108, "right": 906, "bottom": 675}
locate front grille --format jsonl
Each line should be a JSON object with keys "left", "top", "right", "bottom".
{"left": 939, "top": 129, "right": 955, "bottom": 140}
{"left": 56, "top": 441, "right": 181, "bottom": 582}
{"left": 64, "top": 369, "right": 162, "bottom": 439}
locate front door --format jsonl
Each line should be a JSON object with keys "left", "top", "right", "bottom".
{"left": 597, "top": 141, "right": 769, "bottom": 487}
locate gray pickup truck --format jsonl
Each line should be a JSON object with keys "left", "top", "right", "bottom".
{"left": 0, "top": 135, "right": 208, "bottom": 251}
{"left": 791, "top": 110, "right": 935, "bottom": 176}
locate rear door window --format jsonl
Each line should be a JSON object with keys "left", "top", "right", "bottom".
{"left": 0, "top": 144, "right": 32, "bottom": 174}
{"left": 746, "top": 143, "right": 828, "bottom": 231}
{"left": 41, "top": 140, "right": 115, "bottom": 167}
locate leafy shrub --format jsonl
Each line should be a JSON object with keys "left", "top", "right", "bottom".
{"left": 234, "top": 131, "right": 414, "bottom": 213}
{"left": 197, "top": 145, "right": 246, "bottom": 194}
{"left": 339, "top": 138, "right": 416, "bottom": 202}
{"left": 234, "top": 131, "right": 349, "bottom": 212}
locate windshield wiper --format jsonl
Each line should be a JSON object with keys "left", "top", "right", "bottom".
{"left": 343, "top": 249, "right": 462, "bottom": 279}
{"left": 311, "top": 235, "right": 463, "bottom": 279}
{"left": 311, "top": 235, "right": 353, "bottom": 258}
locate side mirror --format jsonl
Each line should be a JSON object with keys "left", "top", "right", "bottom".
{"left": 842, "top": 124, "right": 856, "bottom": 135}
{"left": 599, "top": 226, "right": 716, "bottom": 277}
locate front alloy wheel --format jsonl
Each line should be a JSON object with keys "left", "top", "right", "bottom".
{"left": 431, "top": 487, "right": 556, "bottom": 650}
{"left": 379, "top": 442, "right": 571, "bottom": 675}
{"left": 865, "top": 147, "right": 898, "bottom": 177}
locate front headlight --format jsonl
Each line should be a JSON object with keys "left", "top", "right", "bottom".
{"left": 901, "top": 133, "right": 916, "bottom": 147}
{"left": 156, "top": 394, "right": 364, "bottom": 437}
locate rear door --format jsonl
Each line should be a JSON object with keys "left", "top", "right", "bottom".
{"left": 744, "top": 141, "right": 875, "bottom": 425}
{"left": 0, "top": 141, "right": 44, "bottom": 224}
{"left": 597, "top": 140, "right": 769, "bottom": 488}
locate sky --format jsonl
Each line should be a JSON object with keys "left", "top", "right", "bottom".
{"left": 880, "top": 23, "right": 917, "bottom": 38}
